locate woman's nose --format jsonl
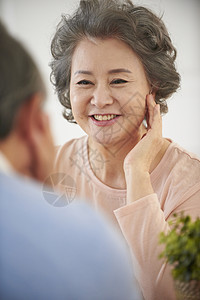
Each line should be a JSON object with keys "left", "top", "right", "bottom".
{"left": 90, "top": 85, "right": 114, "bottom": 108}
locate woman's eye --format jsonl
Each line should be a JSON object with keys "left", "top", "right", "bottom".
{"left": 111, "top": 79, "right": 128, "bottom": 84}
{"left": 76, "top": 80, "right": 93, "bottom": 85}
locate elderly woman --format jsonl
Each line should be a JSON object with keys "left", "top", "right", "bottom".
{"left": 50, "top": 1, "right": 200, "bottom": 299}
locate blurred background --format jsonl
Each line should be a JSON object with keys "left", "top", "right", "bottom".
{"left": 0, "top": 0, "right": 200, "bottom": 155}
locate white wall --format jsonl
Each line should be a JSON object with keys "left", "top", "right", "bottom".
{"left": 1, "top": 0, "right": 200, "bottom": 155}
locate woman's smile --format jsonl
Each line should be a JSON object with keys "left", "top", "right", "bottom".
{"left": 89, "top": 114, "right": 121, "bottom": 126}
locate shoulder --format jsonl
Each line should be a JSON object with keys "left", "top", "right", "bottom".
{"left": 0, "top": 172, "right": 128, "bottom": 257}
{"left": 0, "top": 172, "right": 117, "bottom": 263}
{"left": 161, "top": 142, "right": 200, "bottom": 198}
{"left": 0, "top": 173, "right": 138, "bottom": 300}
{"left": 0, "top": 172, "right": 44, "bottom": 204}
{"left": 55, "top": 135, "right": 87, "bottom": 167}
{"left": 155, "top": 141, "right": 200, "bottom": 183}
{"left": 169, "top": 142, "right": 200, "bottom": 173}
{"left": 56, "top": 135, "right": 87, "bottom": 157}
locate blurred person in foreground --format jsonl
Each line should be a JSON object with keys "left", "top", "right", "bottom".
{"left": 51, "top": 0, "right": 200, "bottom": 299}
{"left": 0, "top": 21, "right": 141, "bottom": 300}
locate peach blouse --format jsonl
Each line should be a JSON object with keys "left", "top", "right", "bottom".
{"left": 55, "top": 135, "right": 200, "bottom": 300}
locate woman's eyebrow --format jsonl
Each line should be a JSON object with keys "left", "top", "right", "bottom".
{"left": 74, "top": 70, "right": 93, "bottom": 76}
{"left": 108, "top": 68, "right": 132, "bottom": 74}
{"left": 74, "top": 68, "right": 132, "bottom": 76}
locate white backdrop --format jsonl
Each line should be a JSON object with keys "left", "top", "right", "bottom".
{"left": 0, "top": 0, "right": 200, "bottom": 155}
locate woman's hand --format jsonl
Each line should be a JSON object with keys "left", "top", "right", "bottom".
{"left": 124, "top": 93, "right": 163, "bottom": 174}
{"left": 124, "top": 94, "right": 164, "bottom": 203}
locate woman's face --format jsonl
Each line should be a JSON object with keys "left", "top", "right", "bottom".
{"left": 70, "top": 37, "right": 150, "bottom": 146}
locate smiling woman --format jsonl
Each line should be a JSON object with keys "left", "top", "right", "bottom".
{"left": 50, "top": 1, "right": 179, "bottom": 122}
{"left": 51, "top": 1, "right": 200, "bottom": 299}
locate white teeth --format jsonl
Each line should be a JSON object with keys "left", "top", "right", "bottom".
{"left": 93, "top": 114, "right": 117, "bottom": 121}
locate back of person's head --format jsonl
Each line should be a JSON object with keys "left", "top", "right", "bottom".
{"left": 0, "top": 21, "right": 54, "bottom": 182}
{"left": 50, "top": 0, "right": 180, "bottom": 122}
{"left": 0, "top": 21, "right": 46, "bottom": 140}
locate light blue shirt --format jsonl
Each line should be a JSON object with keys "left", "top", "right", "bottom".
{"left": 0, "top": 172, "right": 141, "bottom": 300}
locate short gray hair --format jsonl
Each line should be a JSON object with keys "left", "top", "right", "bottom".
{"left": 0, "top": 22, "right": 46, "bottom": 139}
{"left": 50, "top": 0, "right": 180, "bottom": 123}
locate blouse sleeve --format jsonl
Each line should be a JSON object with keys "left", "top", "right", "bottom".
{"left": 114, "top": 189, "right": 200, "bottom": 300}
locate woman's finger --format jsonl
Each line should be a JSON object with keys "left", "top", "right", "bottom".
{"left": 146, "top": 94, "right": 156, "bottom": 128}
{"left": 151, "top": 103, "right": 162, "bottom": 139}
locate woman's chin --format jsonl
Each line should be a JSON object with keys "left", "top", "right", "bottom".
{"left": 89, "top": 125, "right": 123, "bottom": 145}
{"left": 89, "top": 130, "right": 135, "bottom": 156}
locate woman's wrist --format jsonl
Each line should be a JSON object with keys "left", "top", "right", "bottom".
{"left": 125, "top": 166, "right": 154, "bottom": 203}
{"left": 124, "top": 163, "right": 150, "bottom": 179}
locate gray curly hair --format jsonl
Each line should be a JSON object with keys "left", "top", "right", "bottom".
{"left": 50, "top": 0, "right": 180, "bottom": 123}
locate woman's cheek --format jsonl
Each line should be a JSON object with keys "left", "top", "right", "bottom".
{"left": 71, "top": 98, "right": 87, "bottom": 124}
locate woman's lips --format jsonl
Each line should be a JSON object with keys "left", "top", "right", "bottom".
{"left": 89, "top": 114, "right": 121, "bottom": 126}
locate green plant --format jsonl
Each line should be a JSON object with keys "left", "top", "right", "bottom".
{"left": 159, "top": 213, "right": 200, "bottom": 282}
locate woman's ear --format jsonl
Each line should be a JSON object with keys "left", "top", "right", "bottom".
{"left": 149, "top": 86, "right": 153, "bottom": 95}
{"left": 149, "top": 85, "right": 157, "bottom": 99}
